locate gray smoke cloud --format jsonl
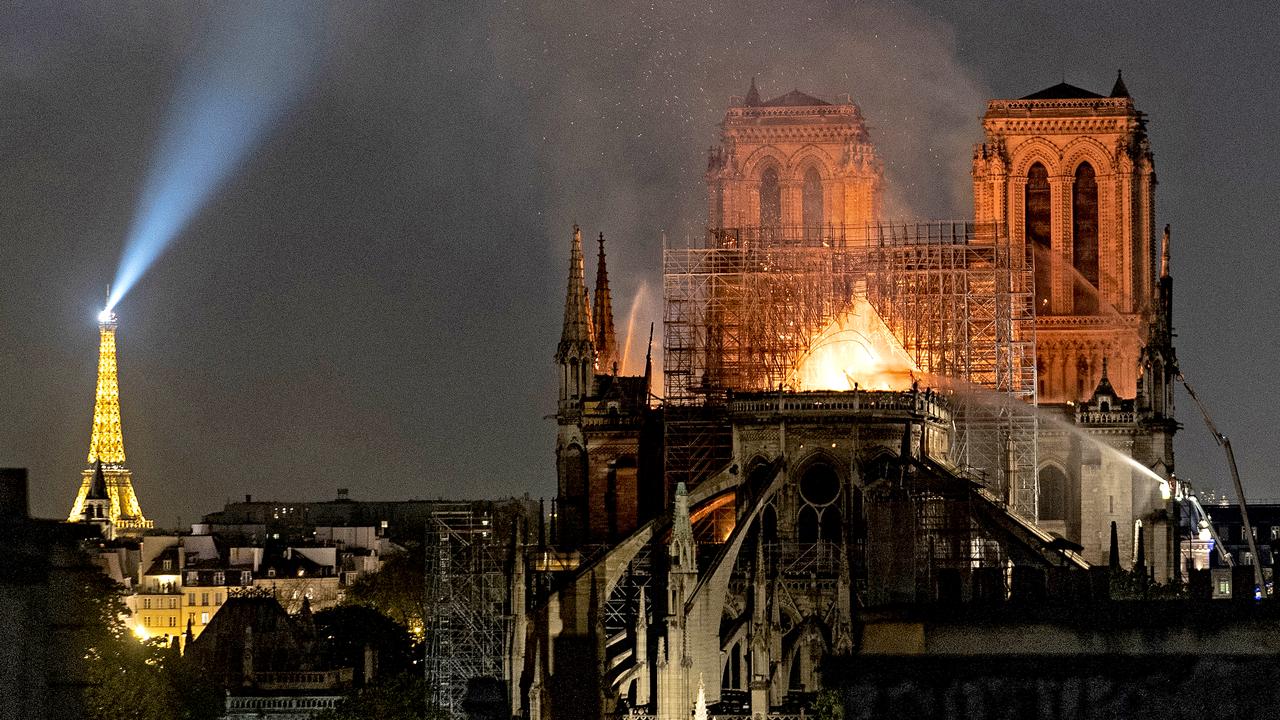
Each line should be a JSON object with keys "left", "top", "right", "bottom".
{"left": 484, "top": 0, "right": 988, "bottom": 373}
{"left": 0, "top": 1, "right": 991, "bottom": 517}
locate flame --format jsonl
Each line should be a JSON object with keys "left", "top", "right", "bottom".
{"left": 789, "top": 297, "right": 918, "bottom": 391}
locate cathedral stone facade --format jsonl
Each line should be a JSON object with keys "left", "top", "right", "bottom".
{"left": 972, "top": 74, "right": 1155, "bottom": 403}
{"left": 706, "top": 79, "right": 882, "bottom": 233}
{"left": 520, "top": 77, "right": 1180, "bottom": 720}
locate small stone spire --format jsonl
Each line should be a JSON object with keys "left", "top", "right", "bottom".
{"left": 592, "top": 232, "right": 617, "bottom": 372}
{"left": 1160, "top": 224, "right": 1171, "bottom": 279}
{"left": 1110, "top": 69, "right": 1130, "bottom": 98}
{"left": 670, "top": 482, "right": 696, "bottom": 571}
{"left": 556, "top": 225, "right": 595, "bottom": 403}
{"left": 87, "top": 459, "right": 108, "bottom": 501}
{"left": 745, "top": 76, "right": 761, "bottom": 106}
{"left": 558, "top": 225, "right": 595, "bottom": 357}
{"left": 643, "top": 322, "right": 654, "bottom": 397}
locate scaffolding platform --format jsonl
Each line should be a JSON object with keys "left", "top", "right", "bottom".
{"left": 662, "top": 222, "right": 1039, "bottom": 519}
{"left": 423, "top": 504, "right": 509, "bottom": 718}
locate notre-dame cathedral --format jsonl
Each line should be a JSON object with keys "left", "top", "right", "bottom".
{"left": 514, "top": 74, "right": 1180, "bottom": 719}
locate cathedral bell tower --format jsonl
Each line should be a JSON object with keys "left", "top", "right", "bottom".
{"left": 555, "top": 225, "right": 595, "bottom": 546}
{"left": 707, "top": 79, "right": 882, "bottom": 238}
{"left": 973, "top": 72, "right": 1157, "bottom": 402}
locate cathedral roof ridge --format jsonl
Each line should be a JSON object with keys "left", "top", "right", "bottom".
{"left": 1020, "top": 81, "right": 1104, "bottom": 100}
{"left": 762, "top": 88, "right": 832, "bottom": 107}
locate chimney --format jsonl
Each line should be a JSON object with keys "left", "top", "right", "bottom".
{"left": 0, "top": 468, "right": 29, "bottom": 522}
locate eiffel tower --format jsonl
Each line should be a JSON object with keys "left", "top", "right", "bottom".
{"left": 68, "top": 305, "right": 153, "bottom": 535}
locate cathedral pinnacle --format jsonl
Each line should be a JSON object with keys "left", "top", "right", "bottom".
{"left": 745, "top": 76, "right": 761, "bottom": 107}
{"left": 557, "top": 225, "right": 595, "bottom": 361}
{"left": 1110, "top": 69, "right": 1130, "bottom": 98}
{"left": 592, "top": 232, "right": 617, "bottom": 372}
{"left": 1161, "top": 224, "right": 1171, "bottom": 279}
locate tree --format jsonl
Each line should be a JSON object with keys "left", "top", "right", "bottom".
{"left": 314, "top": 673, "right": 447, "bottom": 720}
{"left": 315, "top": 605, "right": 417, "bottom": 683}
{"left": 65, "top": 553, "right": 218, "bottom": 720}
{"left": 343, "top": 543, "right": 427, "bottom": 638}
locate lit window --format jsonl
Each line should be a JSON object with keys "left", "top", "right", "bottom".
{"left": 213, "top": 571, "right": 225, "bottom": 585}
{"left": 163, "top": 559, "right": 172, "bottom": 571}
{"left": 186, "top": 571, "right": 198, "bottom": 584}
{"left": 200, "top": 612, "right": 209, "bottom": 624}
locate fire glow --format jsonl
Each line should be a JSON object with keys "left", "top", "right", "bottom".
{"left": 788, "top": 297, "right": 918, "bottom": 392}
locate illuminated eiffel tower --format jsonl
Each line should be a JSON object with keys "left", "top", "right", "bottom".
{"left": 68, "top": 305, "right": 153, "bottom": 535}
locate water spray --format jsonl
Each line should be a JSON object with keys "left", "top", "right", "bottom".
{"left": 620, "top": 281, "right": 649, "bottom": 373}
{"left": 105, "top": 5, "right": 321, "bottom": 312}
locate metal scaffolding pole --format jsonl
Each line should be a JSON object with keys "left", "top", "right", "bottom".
{"left": 424, "top": 504, "right": 509, "bottom": 718}
{"left": 662, "top": 222, "right": 1039, "bottom": 519}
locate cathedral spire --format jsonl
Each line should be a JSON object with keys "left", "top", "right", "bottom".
{"left": 592, "top": 232, "right": 617, "bottom": 372}
{"left": 558, "top": 225, "right": 594, "bottom": 355}
{"left": 557, "top": 225, "right": 595, "bottom": 404}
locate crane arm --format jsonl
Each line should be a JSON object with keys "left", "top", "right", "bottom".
{"left": 1177, "top": 370, "right": 1265, "bottom": 595}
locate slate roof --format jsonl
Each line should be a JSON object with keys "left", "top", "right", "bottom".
{"left": 761, "top": 89, "right": 831, "bottom": 107}
{"left": 1020, "top": 82, "right": 1104, "bottom": 100}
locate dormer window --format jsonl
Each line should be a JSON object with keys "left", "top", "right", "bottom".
{"left": 162, "top": 559, "right": 172, "bottom": 571}
{"left": 267, "top": 568, "right": 276, "bottom": 578}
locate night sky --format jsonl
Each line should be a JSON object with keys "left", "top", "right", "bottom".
{"left": 2, "top": 2, "right": 1276, "bottom": 525}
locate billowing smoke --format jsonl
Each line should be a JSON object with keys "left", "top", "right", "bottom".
{"left": 106, "top": 5, "right": 321, "bottom": 311}
{"left": 486, "top": 0, "right": 989, "bottom": 362}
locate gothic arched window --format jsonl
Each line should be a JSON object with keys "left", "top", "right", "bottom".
{"left": 802, "top": 166, "right": 823, "bottom": 242}
{"left": 1025, "top": 163, "right": 1052, "bottom": 313}
{"left": 561, "top": 445, "right": 586, "bottom": 497}
{"left": 1072, "top": 162, "right": 1099, "bottom": 314}
{"left": 797, "top": 505, "right": 819, "bottom": 544}
{"left": 1038, "top": 465, "right": 1068, "bottom": 521}
{"left": 759, "top": 165, "right": 782, "bottom": 230}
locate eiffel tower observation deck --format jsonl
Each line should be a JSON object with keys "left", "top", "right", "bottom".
{"left": 68, "top": 306, "right": 153, "bottom": 534}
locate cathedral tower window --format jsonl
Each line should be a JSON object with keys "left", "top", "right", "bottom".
{"left": 1037, "top": 466, "right": 1067, "bottom": 521}
{"left": 802, "top": 166, "right": 823, "bottom": 243}
{"left": 1025, "top": 162, "right": 1052, "bottom": 313}
{"left": 1072, "top": 162, "right": 1099, "bottom": 314}
{"left": 759, "top": 165, "right": 782, "bottom": 229}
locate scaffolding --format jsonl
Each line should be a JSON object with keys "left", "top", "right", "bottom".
{"left": 424, "top": 504, "right": 509, "bottom": 718}
{"left": 662, "top": 223, "right": 1039, "bottom": 518}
